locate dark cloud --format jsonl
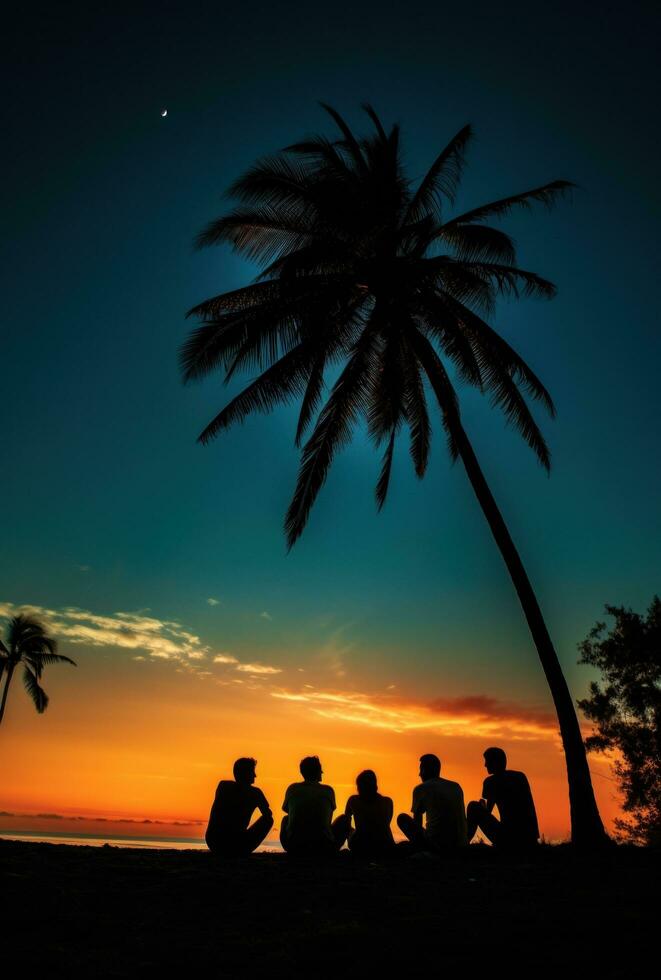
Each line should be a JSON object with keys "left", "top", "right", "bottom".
{"left": 427, "top": 694, "right": 557, "bottom": 730}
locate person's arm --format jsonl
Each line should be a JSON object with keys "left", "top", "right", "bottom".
{"left": 481, "top": 778, "right": 495, "bottom": 814}
{"left": 522, "top": 774, "right": 540, "bottom": 838}
{"left": 345, "top": 795, "right": 355, "bottom": 831}
{"left": 212, "top": 781, "right": 226, "bottom": 812}
{"left": 457, "top": 787, "right": 468, "bottom": 844}
{"left": 282, "top": 785, "right": 291, "bottom": 814}
{"left": 412, "top": 788, "right": 424, "bottom": 828}
{"left": 385, "top": 796, "right": 394, "bottom": 826}
{"left": 257, "top": 789, "right": 272, "bottom": 818}
{"left": 206, "top": 782, "right": 223, "bottom": 837}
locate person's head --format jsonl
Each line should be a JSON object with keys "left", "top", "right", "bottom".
{"left": 233, "top": 757, "right": 257, "bottom": 784}
{"left": 299, "top": 756, "right": 323, "bottom": 782}
{"left": 483, "top": 747, "right": 507, "bottom": 775}
{"left": 356, "top": 769, "right": 378, "bottom": 798}
{"left": 419, "top": 754, "right": 441, "bottom": 781}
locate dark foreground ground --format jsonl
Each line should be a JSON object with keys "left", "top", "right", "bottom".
{"left": 1, "top": 840, "right": 657, "bottom": 977}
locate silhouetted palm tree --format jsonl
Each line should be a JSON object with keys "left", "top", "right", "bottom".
{"left": 0, "top": 614, "right": 76, "bottom": 726}
{"left": 182, "top": 104, "right": 607, "bottom": 845}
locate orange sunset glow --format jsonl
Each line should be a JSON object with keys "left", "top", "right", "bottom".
{"left": 0, "top": 622, "right": 621, "bottom": 843}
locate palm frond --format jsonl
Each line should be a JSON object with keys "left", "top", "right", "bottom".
{"left": 443, "top": 180, "right": 574, "bottom": 227}
{"left": 424, "top": 256, "right": 497, "bottom": 316}
{"left": 414, "top": 290, "right": 484, "bottom": 389}
{"left": 465, "top": 262, "right": 557, "bottom": 300}
{"left": 195, "top": 207, "right": 314, "bottom": 262}
{"left": 405, "top": 125, "right": 473, "bottom": 224}
{"left": 181, "top": 278, "right": 355, "bottom": 383}
{"left": 7, "top": 616, "right": 56, "bottom": 656}
{"left": 433, "top": 223, "right": 517, "bottom": 264}
{"left": 225, "top": 155, "right": 313, "bottom": 209}
{"left": 435, "top": 296, "right": 552, "bottom": 467}
{"left": 319, "top": 103, "right": 367, "bottom": 174}
{"left": 367, "top": 334, "right": 406, "bottom": 443}
{"left": 25, "top": 651, "right": 76, "bottom": 669}
{"left": 295, "top": 353, "right": 326, "bottom": 447}
{"left": 197, "top": 343, "right": 317, "bottom": 445}
{"left": 23, "top": 666, "right": 48, "bottom": 713}
{"left": 179, "top": 314, "right": 247, "bottom": 383}
{"left": 439, "top": 292, "right": 556, "bottom": 416}
{"left": 285, "top": 327, "right": 380, "bottom": 548}
{"left": 481, "top": 360, "right": 551, "bottom": 469}
{"left": 258, "top": 240, "right": 357, "bottom": 281}
{"left": 285, "top": 134, "right": 350, "bottom": 169}
{"left": 362, "top": 103, "right": 387, "bottom": 142}
{"left": 375, "top": 430, "right": 396, "bottom": 511}
{"left": 409, "top": 329, "right": 461, "bottom": 460}
{"left": 187, "top": 281, "right": 285, "bottom": 321}
{"left": 402, "top": 346, "right": 432, "bottom": 477}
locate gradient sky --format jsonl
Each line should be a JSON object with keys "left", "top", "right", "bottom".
{"left": 2, "top": 1, "right": 660, "bottom": 841}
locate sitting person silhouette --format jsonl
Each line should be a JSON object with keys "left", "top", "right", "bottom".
{"left": 466, "top": 747, "right": 540, "bottom": 848}
{"left": 344, "top": 769, "right": 396, "bottom": 858}
{"left": 280, "top": 755, "right": 348, "bottom": 856}
{"left": 397, "top": 753, "right": 468, "bottom": 851}
{"left": 205, "top": 757, "right": 273, "bottom": 857}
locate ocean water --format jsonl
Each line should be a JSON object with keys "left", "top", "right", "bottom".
{"left": 0, "top": 829, "right": 285, "bottom": 852}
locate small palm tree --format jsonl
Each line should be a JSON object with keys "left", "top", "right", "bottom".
{"left": 181, "top": 104, "right": 607, "bottom": 845}
{"left": 0, "top": 614, "right": 76, "bottom": 726}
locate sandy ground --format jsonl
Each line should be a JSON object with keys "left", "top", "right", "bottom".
{"left": 1, "top": 839, "right": 656, "bottom": 977}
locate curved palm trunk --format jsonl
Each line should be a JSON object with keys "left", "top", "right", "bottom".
{"left": 454, "top": 422, "right": 607, "bottom": 847}
{"left": 0, "top": 663, "right": 16, "bottom": 726}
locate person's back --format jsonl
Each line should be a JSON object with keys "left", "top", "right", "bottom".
{"left": 345, "top": 770, "right": 395, "bottom": 856}
{"left": 482, "top": 768, "right": 539, "bottom": 842}
{"left": 397, "top": 754, "right": 468, "bottom": 852}
{"left": 206, "top": 757, "right": 273, "bottom": 857}
{"left": 208, "top": 780, "right": 262, "bottom": 835}
{"left": 283, "top": 780, "right": 336, "bottom": 844}
{"left": 412, "top": 775, "right": 467, "bottom": 847}
{"left": 280, "top": 756, "right": 347, "bottom": 857}
{"left": 466, "top": 747, "right": 539, "bottom": 848}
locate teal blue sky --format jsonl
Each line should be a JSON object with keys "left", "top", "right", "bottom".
{"left": 3, "top": 0, "right": 660, "bottom": 707}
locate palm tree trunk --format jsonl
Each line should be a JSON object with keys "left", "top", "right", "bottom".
{"left": 0, "top": 663, "right": 16, "bottom": 726}
{"left": 454, "top": 421, "right": 608, "bottom": 847}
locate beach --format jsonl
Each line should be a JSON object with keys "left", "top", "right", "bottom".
{"left": 2, "top": 839, "right": 656, "bottom": 977}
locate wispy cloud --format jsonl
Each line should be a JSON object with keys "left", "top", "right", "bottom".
{"left": 207, "top": 598, "right": 220, "bottom": 606}
{"left": 310, "top": 620, "right": 355, "bottom": 679}
{"left": 236, "top": 662, "right": 282, "bottom": 675}
{"left": 271, "top": 687, "right": 557, "bottom": 741}
{"left": 0, "top": 602, "right": 205, "bottom": 663}
{"left": 0, "top": 601, "right": 282, "bottom": 678}
{"left": 259, "top": 611, "right": 272, "bottom": 621}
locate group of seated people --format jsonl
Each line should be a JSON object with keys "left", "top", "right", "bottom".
{"left": 205, "top": 747, "right": 540, "bottom": 859}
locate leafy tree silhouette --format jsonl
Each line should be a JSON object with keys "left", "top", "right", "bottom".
{"left": 182, "top": 103, "right": 607, "bottom": 845}
{"left": 578, "top": 597, "right": 661, "bottom": 845}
